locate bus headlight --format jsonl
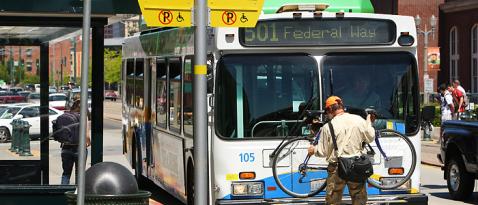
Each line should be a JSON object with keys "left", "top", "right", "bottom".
{"left": 231, "top": 182, "right": 264, "bottom": 196}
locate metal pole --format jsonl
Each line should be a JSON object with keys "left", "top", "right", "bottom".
{"left": 193, "top": 0, "right": 208, "bottom": 203}
{"left": 77, "top": 0, "right": 91, "bottom": 204}
{"left": 423, "top": 25, "right": 429, "bottom": 105}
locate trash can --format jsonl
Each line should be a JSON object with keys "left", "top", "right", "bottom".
{"left": 64, "top": 190, "right": 151, "bottom": 205}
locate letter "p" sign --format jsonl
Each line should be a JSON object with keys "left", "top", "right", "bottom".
{"left": 159, "top": 10, "right": 173, "bottom": 25}
{"left": 222, "top": 11, "right": 237, "bottom": 25}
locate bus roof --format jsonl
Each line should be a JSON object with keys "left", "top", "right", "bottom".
{"left": 262, "top": 0, "right": 374, "bottom": 14}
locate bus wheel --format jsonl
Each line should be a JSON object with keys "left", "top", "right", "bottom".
{"left": 187, "top": 163, "right": 194, "bottom": 205}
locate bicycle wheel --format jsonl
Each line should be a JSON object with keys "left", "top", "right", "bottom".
{"left": 271, "top": 137, "right": 327, "bottom": 198}
{"left": 367, "top": 129, "right": 417, "bottom": 190}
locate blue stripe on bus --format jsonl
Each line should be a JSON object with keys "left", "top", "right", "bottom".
{"left": 221, "top": 172, "right": 400, "bottom": 200}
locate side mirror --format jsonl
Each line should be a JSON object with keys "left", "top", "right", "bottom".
{"left": 421, "top": 106, "right": 435, "bottom": 122}
{"left": 13, "top": 114, "right": 23, "bottom": 119}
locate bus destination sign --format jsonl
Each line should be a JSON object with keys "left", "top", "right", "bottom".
{"left": 240, "top": 19, "right": 396, "bottom": 46}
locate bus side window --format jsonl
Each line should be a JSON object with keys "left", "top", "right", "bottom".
{"left": 169, "top": 59, "right": 182, "bottom": 133}
{"left": 135, "top": 59, "right": 144, "bottom": 108}
{"left": 156, "top": 59, "right": 168, "bottom": 128}
{"left": 126, "top": 59, "right": 135, "bottom": 106}
{"left": 207, "top": 55, "right": 214, "bottom": 94}
{"left": 183, "top": 58, "right": 193, "bottom": 137}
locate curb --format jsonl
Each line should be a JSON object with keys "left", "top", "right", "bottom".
{"left": 421, "top": 160, "right": 443, "bottom": 168}
{"left": 105, "top": 116, "right": 121, "bottom": 122}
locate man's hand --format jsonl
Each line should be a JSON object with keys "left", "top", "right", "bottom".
{"left": 366, "top": 114, "right": 376, "bottom": 123}
{"left": 308, "top": 145, "right": 315, "bottom": 156}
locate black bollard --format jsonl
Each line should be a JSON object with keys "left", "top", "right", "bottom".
{"left": 15, "top": 120, "right": 24, "bottom": 155}
{"left": 20, "top": 121, "right": 33, "bottom": 156}
{"left": 9, "top": 119, "right": 17, "bottom": 152}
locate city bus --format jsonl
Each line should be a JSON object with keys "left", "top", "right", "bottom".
{"left": 122, "top": 0, "right": 427, "bottom": 204}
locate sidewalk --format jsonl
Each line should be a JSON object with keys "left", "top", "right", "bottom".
{"left": 103, "top": 100, "right": 122, "bottom": 121}
{"left": 420, "top": 126, "right": 443, "bottom": 167}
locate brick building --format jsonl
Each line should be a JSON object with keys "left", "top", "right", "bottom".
{"left": 438, "top": 0, "right": 478, "bottom": 94}
{"left": 372, "top": 0, "right": 444, "bottom": 93}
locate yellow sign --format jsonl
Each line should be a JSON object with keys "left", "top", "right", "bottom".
{"left": 137, "top": 0, "right": 193, "bottom": 27}
{"left": 209, "top": 0, "right": 265, "bottom": 27}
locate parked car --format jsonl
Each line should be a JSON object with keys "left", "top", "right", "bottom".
{"left": 9, "top": 87, "right": 24, "bottom": 93}
{"left": 0, "top": 91, "right": 26, "bottom": 104}
{"left": 104, "top": 90, "right": 118, "bottom": 101}
{"left": 49, "top": 93, "right": 67, "bottom": 110}
{"left": 24, "top": 84, "right": 35, "bottom": 91}
{"left": 17, "top": 91, "right": 31, "bottom": 101}
{"left": 439, "top": 120, "right": 478, "bottom": 200}
{"left": 0, "top": 104, "right": 63, "bottom": 142}
{"left": 66, "top": 89, "right": 91, "bottom": 112}
{"left": 28, "top": 93, "right": 41, "bottom": 104}
{"left": 34, "top": 84, "right": 40, "bottom": 93}
{"left": 49, "top": 86, "right": 57, "bottom": 93}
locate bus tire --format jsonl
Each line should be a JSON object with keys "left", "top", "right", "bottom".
{"left": 186, "top": 162, "right": 194, "bottom": 205}
{"left": 446, "top": 158, "right": 474, "bottom": 200}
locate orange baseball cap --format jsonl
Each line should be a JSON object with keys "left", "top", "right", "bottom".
{"left": 325, "top": 96, "right": 342, "bottom": 109}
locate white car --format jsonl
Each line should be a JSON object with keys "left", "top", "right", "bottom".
{"left": 0, "top": 104, "right": 64, "bottom": 143}
{"left": 49, "top": 93, "right": 67, "bottom": 111}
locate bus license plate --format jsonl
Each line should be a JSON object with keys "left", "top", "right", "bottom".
{"left": 311, "top": 179, "right": 326, "bottom": 192}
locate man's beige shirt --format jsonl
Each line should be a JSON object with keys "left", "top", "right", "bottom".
{"left": 315, "top": 112, "right": 375, "bottom": 163}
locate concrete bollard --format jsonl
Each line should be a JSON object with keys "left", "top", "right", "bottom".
{"left": 20, "top": 120, "right": 33, "bottom": 156}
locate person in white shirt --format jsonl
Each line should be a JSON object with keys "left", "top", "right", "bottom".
{"left": 439, "top": 84, "right": 454, "bottom": 123}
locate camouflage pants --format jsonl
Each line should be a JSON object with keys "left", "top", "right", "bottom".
{"left": 326, "top": 163, "right": 367, "bottom": 205}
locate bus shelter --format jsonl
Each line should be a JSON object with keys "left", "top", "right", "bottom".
{"left": 0, "top": 1, "right": 139, "bottom": 204}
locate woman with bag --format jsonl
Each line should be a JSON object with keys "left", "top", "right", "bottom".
{"left": 308, "top": 96, "right": 376, "bottom": 205}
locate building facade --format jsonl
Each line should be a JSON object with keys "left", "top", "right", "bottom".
{"left": 439, "top": 0, "right": 478, "bottom": 93}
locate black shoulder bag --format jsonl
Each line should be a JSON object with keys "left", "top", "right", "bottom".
{"left": 328, "top": 122, "right": 373, "bottom": 183}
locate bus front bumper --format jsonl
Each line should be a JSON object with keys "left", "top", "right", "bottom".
{"left": 216, "top": 193, "right": 428, "bottom": 205}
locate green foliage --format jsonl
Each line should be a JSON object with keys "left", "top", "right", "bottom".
{"left": 23, "top": 74, "right": 40, "bottom": 84}
{"left": 14, "top": 66, "right": 25, "bottom": 85}
{"left": 104, "top": 49, "right": 122, "bottom": 84}
{"left": 0, "top": 63, "right": 10, "bottom": 83}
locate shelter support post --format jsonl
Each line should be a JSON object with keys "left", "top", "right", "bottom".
{"left": 91, "top": 24, "right": 105, "bottom": 165}
{"left": 40, "top": 42, "right": 50, "bottom": 185}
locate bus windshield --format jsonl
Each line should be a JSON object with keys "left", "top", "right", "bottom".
{"left": 216, "top": 54, "right": 319, "bottom": 139}
{"left": 322, "top": 53, "right": 419, "bottom": 134}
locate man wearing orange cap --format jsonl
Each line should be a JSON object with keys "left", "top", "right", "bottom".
{"left": 308, "top": 96, "right": 375, "bottom": 205}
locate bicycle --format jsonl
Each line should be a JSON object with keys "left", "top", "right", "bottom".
{"left": 270, "top": 108, "right": 417, "bottom": 198}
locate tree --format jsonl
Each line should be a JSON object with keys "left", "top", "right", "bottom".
{"left": 23, "top": 74, "right": 40, "bottom": 84}
{"left": 104, "top": 49, "right": 122, "bottom": 90}
{"left": 0, "top": 63, "right": 10, "bottom": 83}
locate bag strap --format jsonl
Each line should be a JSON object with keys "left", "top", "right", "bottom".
{"left": 328, "top": 122, "right": 339, "bottom": 152}
{"left": 328, "top": 121, "right": 375, "bottom": 156}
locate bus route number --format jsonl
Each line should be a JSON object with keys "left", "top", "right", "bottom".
{"left": 239, "top": 153, "right": 255, "bottom": 163}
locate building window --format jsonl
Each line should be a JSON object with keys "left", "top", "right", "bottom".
{"left": 472, "top": 25, "right": 478, "bottom": 93}
{"left": 450, "top": 27, "right": 459, "bottom": 82}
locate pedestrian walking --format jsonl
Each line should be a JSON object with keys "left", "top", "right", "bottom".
{"left": 52, "top": 100, "right": 90, "bottom": 184}
{"left": 308, "top": 96, "right": 375, "bottom": 205}
{"left": 439, "top": 84, "right": 453, "bottom": 123}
